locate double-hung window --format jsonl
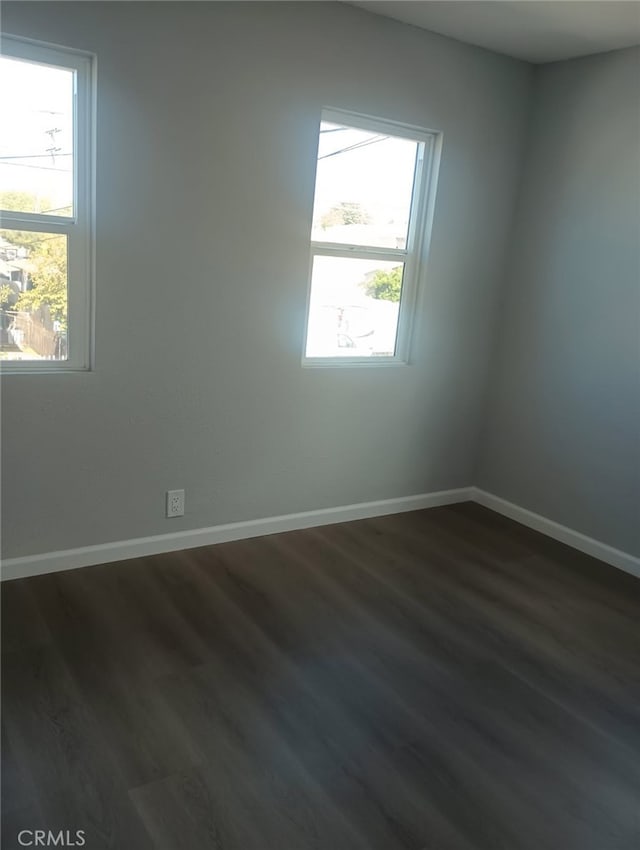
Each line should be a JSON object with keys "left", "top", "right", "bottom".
{"left": 303, "top": 108, "right": 440, "bottom": 366}
{"left": 0, "top": 37, "right": 93, "bottom": 371}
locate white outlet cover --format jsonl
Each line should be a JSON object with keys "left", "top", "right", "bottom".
{"left": 166, "top": 489, "right": 185, "bottom": 518}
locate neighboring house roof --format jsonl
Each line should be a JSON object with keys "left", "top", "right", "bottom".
{"left": 7, "top": 259, "right": 32, "bottom": 272}
{"left": 0, "top": 259, "right": 16, "bottom": 278}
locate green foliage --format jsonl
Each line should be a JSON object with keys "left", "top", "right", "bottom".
{"left": 363, "top": 265, "right": 403, "bottom": 303}
{"left": 0, "top": 190, "right": 69, "bottom": 217}
{"left": 320, "top": 202, "right": 371, "bottom": 229}
{"left": 15, "top": 235, "right": 68, "bottom": 323}
{"left": 0, "top": 283, "right": 14, "bottom": 306}
{"left": 0, "top": 190, "right": 45, "bottom": 213}
{"left": 1, "top": 191, "right": 68, "bottom": 324}
{"left": 0, "top": 192, "right": 53, "bottom": 250}
{"left": 1, "top": 229, "right": 41, "bottom": 251}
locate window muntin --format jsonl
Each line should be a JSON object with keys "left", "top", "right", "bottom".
{"left": 0, "top": 38, "right": 93, "bottom": 371}
{"left": 303, "top": 109, "right": 439, "bottom": 366}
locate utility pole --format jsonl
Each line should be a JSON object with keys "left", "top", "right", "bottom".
{"left": 45, "top": 127, "right": 62, "bottom": 164}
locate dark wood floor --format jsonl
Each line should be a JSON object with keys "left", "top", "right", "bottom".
{"left": 2, "top": 502, "right": 639, "bottom": 850}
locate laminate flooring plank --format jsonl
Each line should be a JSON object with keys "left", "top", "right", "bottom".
{"left": 439, "top": 503, "right": 640, "bottom": 612}
{"left": 2, "top": 503, "right": 639, "bottom": 850}
{"left": 139, "top": 662, "right": 378, "bottom": 850}
{"left": 1, "top": 577, "right": 51, "bottom": 655}
{"left": 314, "top": 514, "right": 640, "bottom": 750}
{"left": 23, "top": 569, "right": 201, "bottom": 788}
{"left": 1, "top": 644, "right": 153, "bottom": 850}
{"left": 255, "top": 523, "right": 640, "bottom": 848}
{"left": 1, "top": 723, "right": 41, "bottom": 817}
{"left": 173, "top": 549, "right": 475, "bottom": 850}
{"left": 182, "top": 546, "right": 522, "bottom": 850}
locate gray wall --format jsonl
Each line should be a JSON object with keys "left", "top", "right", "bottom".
{"left": 478, "top": 47, "right": 640, "bottom": 556}
{"left": 1, "top": 2, "right": 531, "bottom": 558}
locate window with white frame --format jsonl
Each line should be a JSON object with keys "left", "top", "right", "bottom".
{"left": 0, "top": 37, "right": 93, "bottom": 371}
{"left": 303, "top": 109, "right": 440, "bottom": 365}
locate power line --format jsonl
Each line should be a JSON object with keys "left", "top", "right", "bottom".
{"left": 30, "top": 234, "right": 65, "bottom": 245}
{"left": 0, "top": 161, "right": 71, "bottom": 172}
{"left": 0, "top": 153, "right": 72, "bottom": 161}
{"left": 0, "top": 233, "right": 64, "bottom": 249}
{"left": 318, "top": 135, "right": 389, "bottom": 161}
{"left": 40, "top": 205, "right": 72, "bottom": 214}
{"left": 1, "top": 234, "right": 63, "bottom": 243}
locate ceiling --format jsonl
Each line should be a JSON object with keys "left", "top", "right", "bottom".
{"left": 350, "top": 1, "right": 640, "bottom": 63}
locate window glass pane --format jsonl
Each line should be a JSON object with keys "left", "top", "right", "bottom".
{"left": 0, "top": 229, "right": 68, "bottom": 361}
{"left": 0, "top": 56, "right": 74, "bottom": 217}
{"left": 311, "top": 122, "right": 418, "bottom": 249}
{"left": 306, "top": 255, "right": 403, "bottom": 358}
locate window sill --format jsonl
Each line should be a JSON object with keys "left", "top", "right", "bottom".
{"left": 302, "top": 356, "right": 409, "bottom": 369}
{"left": 0, "top": 363, "right": 91, "bottom": 375}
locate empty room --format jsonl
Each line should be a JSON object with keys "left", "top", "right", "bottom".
{"left": 1, "top": 1, "right": 639, "bottom": 848}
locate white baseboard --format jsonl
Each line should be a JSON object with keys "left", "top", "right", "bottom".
{"left": 472, "top": 488, "right": 640, "bottom": 579}
{"left": 3, "top": 486, "right": 638, "bottom": 582}
{"left": 0, "top": 487, "right": 473, "bottom": 581}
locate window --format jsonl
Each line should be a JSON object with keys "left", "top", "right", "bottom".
{"left": 0, "top": 37, "right": 93, "bottom": 371}
{"left": 303, "top": 109, "right": 440, "bottom": 366}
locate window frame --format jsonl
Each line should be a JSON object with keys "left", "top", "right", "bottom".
{"left": 302, "top": 108, "right": 441, "bottom": 368}
{"left": 0, "top": 35, "right": 95, "bottom": 373}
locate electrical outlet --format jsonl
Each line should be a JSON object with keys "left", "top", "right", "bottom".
{"left": 166, "top": 489, "right": 185, "bottom": 518}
